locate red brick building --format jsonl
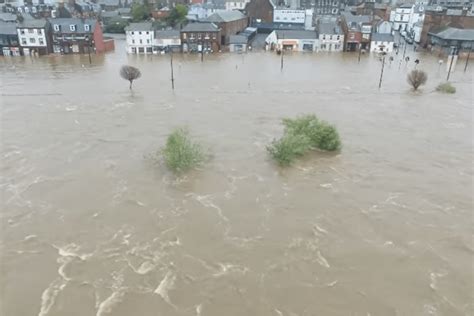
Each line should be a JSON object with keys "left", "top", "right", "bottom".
{"left": 245, "top": 0, "right": 274, "bottom": 23}
{"left": 206, "top": 11, "right": 248, "bottom": 45}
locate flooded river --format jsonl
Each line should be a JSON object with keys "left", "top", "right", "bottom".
{"left": 1, "top": 38, "right": 473, "bottom": 316}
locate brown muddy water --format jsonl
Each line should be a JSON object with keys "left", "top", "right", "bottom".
{"left": 1, "top": 38, "right": 473, "bottom": 316}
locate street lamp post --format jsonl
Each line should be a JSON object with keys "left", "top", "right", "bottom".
{"left": 447, "top": 46, "right": 457, "bottom": 81}
{"left": 464, "top": 43, "right": 472, "bottom": 72}
{"left": 169, "top": 46, "right": 175, "bottom": 90}
{"left": 85, "top": 35, "right": 92, "bottom": 65}
{"left": 378, "top": 52, "right": 387, "bottom": 89}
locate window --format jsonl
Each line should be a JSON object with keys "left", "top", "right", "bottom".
{"left": 131, "top": 31, "right": 134, "bottom": 35}
{"left": 190, "top": 33, "right": 195, "bottom": 39}
{"left": 29, "top": 38, "right": 36, "bottom": 44}
{"left": 69, "top": 25, "right": 76, "bottom": 31}
{"left": 197, "top": 33, "right": 202, "bottom": 39}
{"left": 39, "top": 38, "right": 44, "bottom": 45}
{"left": 139, "top": 31, "right": 142, "bottom": 35}
{"left": 139, "top": 39, "right": 142, "bottom": 44}
{"left": 20, "top": 29, "right": 25, "bottom": 35}
{"left": 146, "top": 31, "right": 149, "bottom": 34}
{"left": 337, "top": 35, "right": 340, "bottom": 40}
{"left": 21, "top": 39, "right": 27, "bottom": 45}
{"left": 38, "top": 29, "right": 42, "bottom": 35}
{"left": 183, "top": 33, "right": 187, "bottom": 39}
{"left": 28, "top": 29, "right": 34, "bottom": 34}
{"left": 84, "top": 24, "right": 90, "bottom": 32}
{"left": 54, "top": 24, "right": 60, "bottom": 31}
{"left": 146, "top": 39, "right": 150, "bottom": 44}
{"left": 132, "top": 39, "right": 135, "bottom": 44}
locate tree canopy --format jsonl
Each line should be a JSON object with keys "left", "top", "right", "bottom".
{"left": 131, "top": 3, "right": 150, "bottom": 22}
{"left": 166, "top": 4, "right": 188, "bottom": 27}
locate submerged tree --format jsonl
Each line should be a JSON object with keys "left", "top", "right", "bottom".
{"left": 162, "top": 128, "right": 205, "bottom": 173}
{"left": 407, "top": 69, "right": 427, "bottom": 91}
{"left": 120, "top": 65, "right": 141, "bottom": 90}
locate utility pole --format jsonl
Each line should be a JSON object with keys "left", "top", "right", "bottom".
{"left": 447, "top": 46, "right": 456, "bottom": 81}
{"left": 464, "top": 44, "right": 471, "bottom": 72}
{"left": 85, "top": 35, "right": 92, "bottom": 64}
{"left": 378, "top": 53, "right": 386, "bottom": 89}
{"left": 170, "top": 47, "right": 174, "bottom": 90}
{"left": 358, "top": 44, "right": 362, "bottom": 63}
{"left": 402, "top": 41, "right": 407, "bottom": 59}
{"left": 280, "top": 34, "right": 284, "bottom": 71}
{"left": 200, "top": 41, "right": 203, "bottom": 62}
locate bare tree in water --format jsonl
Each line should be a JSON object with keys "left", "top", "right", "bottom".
{"left": 407, "top": 69, "right": 427, "bottom": 91}
{"left": 120, "top": 65, "right": 141, "bottom": 89}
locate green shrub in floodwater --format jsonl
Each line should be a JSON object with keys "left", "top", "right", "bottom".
{"left": 267, "top": 133, "right": 311, "bottom": 166}
{"left": 283, "top": 115, "right": 341, "bottom": 151}
{"left": 436, "top": 82, "right": 456, "bottom": 94}
{"left": 162, "top": 128, "right": 205, "bottom": 172}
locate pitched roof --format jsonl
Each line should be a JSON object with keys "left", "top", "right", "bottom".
{"left": 155, "top": 29, "right": 180, "bottom": 39}
{"left": 181, "top": 22, "right": 219, "bottom": 32}
{"left": 0, "top": 13, "right": 17, "bottom": 22}
{"left": 371, "top": 33, "right": 394, "bottom": 42}
{"left": 125, "top": 22, "right": 154, "bottom": 31}
{"left": 50, "top": 18, "right": 97, "bottom": 33}
{"left": 429, "top": 27, "right": 474, "bottom": 41}
{"left": 206, "top": 10, "right": 246, "bottom": 23}
{"left": 317, "top": 22, "right": 342, "bottom": 35}
{"left": 229, "top": 35, "right": 247, "bottom": 44}
{"left": 0, "top": 22, "right": 18, "bottom": 35}
{"left": 275, "top": 30, "right": 317, "bottom": 39}
{"left": 399, "top": 4, "right": 413, "bottom": 8}
{"left": 342, "top": 12, "right": 371, "bottom": 24}
{"left": 17, "top": 18, "right": 49, "bottom": 28}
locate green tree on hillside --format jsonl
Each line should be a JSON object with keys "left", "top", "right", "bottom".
{"left": 132, "top": 3, "right": 150, "bottom": 22}
{"left": 166, "top": 4, "right": 188, "bottom": 27}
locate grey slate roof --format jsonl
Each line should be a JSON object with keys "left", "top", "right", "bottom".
{"left": 342, "top": 12, "right": 371, "bottom": 24}
{"left": 371, "top": 33, "right": 394, "bottom": 42}
{"left": 17, "top": 18, "right": 49, "bottom": 28}
{"left": 101, "top": 11, "right": 119, "bottom": 18}
{"left": 276, "top": 30, "right": 317, "bottom": 39}
{"left": 399, "top": 4, "right": 413, "bottom": 8}
{"left": 206, "top": 10, "right": 246, "bottom": 23}
{"left": 124, "top": 22, "right": 153, "bottom": 31}
{"left": 155, "top": 29, "right": 180, "bottom": 39}
{"left": 50, "top": 18, "right": 97, "bottom": 33}
{"left": 117, "top": 8, "right": 131, "bottom": 14}
{"left": 181, "top": 22, "right": 219, "bottom": 32}
{"left": 318, "top": 22, "right": 342, "bottom": 35}
{"left": 0, "top": 22, "right": 18, "bottom": 35}
{"left": 0, "top": 13, "right": 17, "bottom": 22}
{"left": 429, "top": 27, "right": 474, "bottom": 41}
{"left": 229, "top": 35, "right": 247, "bottom": 44}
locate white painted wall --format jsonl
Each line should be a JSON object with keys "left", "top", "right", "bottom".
{"left": 273, "top": 9, "right": 306, "bottom": 24}
{"left": 153, "top": 38, "right": 181, "bottom": 48}
{"left": 225, "top": 0, "right": 249, "bottom": 11}
{"left": 17, "top": 28, "right": 47, "bottom": 47}
{"left": 318, "top": 33, "right": 343, "bottom": 52}
{"left": 370, "top": 40, "right": 394, "bottom": 53}
{"left": 126, "top": 30, "right": 153, "bottom": 54}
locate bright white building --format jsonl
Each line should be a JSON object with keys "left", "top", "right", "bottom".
{"left": 273, "top": 9, "right": 306, "bottom": 24}
{"left": 370, "top": 33, "right": 394, "bottom": 53}
{"left": 125, "top": 22, "right": 154, "bottom": 54}
{"left": 225, "top": 0, "right": 250, "bottom": 11}
{"left": 17, "top": 19, "right": 51, "bottom": 55}
{"left": 265, "top": 30, "right": 318, "bottom": 52}
{"left": 407, "top": 4, "right": 425, "bottom": 39}
{"left": 393, "top": 4, "right": 412, "bottom": 31}
{"left": 317, "top": 21, "right": 343, "bottom": 52}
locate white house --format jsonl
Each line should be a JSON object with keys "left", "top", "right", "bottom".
{"left": 265, "top": 30, "right": 318, "bottom": 52}
{"left": 375, "top": 20, "right": 392, "bottom": 34}
{"left": 273, "top": 9, "right": 306, "bottom": 24}
{"left": 153, "top": 30, "right": 181, "bottom": 53}
{"left": 412, "top": 21, "right": 423, "bottom": 43}
{"left": 16, "top": 19, "right": 51, "bottom": 55}
{"left": 407, "top": 4, "right": 425, "bottom": 39}
{"left": 370, "top": 33, "right": 394, "bottom": 53}
{"left": 317, "top": 21, "right": 344, "bottom": 52}
{"left": 125, "top": 22, "right": 154, "bottom": 54}
{"left": 225, "top": 0, "right": 250, "bottom": 11}
{"left": 393, "top": 4, "right": 412, "bottom": 31}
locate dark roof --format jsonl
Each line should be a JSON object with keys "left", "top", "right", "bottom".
{"left": 18, "top": 19, "right": 49, "bottom": 28}
{"left": 155, "top": 29, "right": 180, "bottom": 39}
{"left": 275, "top": 30, "right": 317, "bottom": 39}
{"left": 101, "top": 11, "right": 119, "bottom": 18}
{"left": 50, "top": 18, "right": 97, "bottom": 33}
{"left": 229, "top": 35, "right": 247, "bottom": 44}
{"left": 429, "top": 27, "right": 474, "bottom": 41}
{"left": 117, "top": 8, "right": 131, "bottom": 14}
{"left": 371, "top": 33, "right": 394, "bottom": 42}
{"left": 342, "top": 12, "right": 371, "bottom": 24}
{"left": 206, "top": 10, "right": 246, "bottom": 23}
{"left": 98, "top": 0, "right": 120, "bottom": 6}
{"left": 399, "top": 4, "right": 413, "bottom": 8}
{"left": 0, "top": 22, "right": 18, "bottom": 35}
{"left": 0, "top": 13, "right": 17, "bottom": 22}
{"left": 125, "top": 22, "right": 153, "bottom": 31}
{"left": 181, "top": 22, "right": 219, "bottom": 32}
{"left": 317, "top": 22, "right": 342, "bottom": 35}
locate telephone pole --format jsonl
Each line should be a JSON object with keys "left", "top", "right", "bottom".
{"left": 464, "top": 44, "right": 471, "bottom": 72}
{"left": 170, "top": 47, "right": 174, "bottom": 90}
{"left": 378, "top": 53, "right": 386, "bottom": 89}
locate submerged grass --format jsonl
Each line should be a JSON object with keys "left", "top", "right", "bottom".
{"left": 268, "top": 114, "right": 341, "bottom": 166}
{"left": 162, "top": 128, "right": 205, "bottom": 172}
{"left": 436, "top": 82, "right": 456, "bottom": 94}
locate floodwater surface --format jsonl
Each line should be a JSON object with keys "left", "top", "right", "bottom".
{"left": 1, "top": 39, "right": 473, "bottom": 316}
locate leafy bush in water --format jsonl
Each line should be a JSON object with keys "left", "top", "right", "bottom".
{"left": 162, "top": 128, "right": 205, "bottom": 172}
{"left": 267, "top": 133, "right": 311, "bottom": 166}
{"left": 283, "top": 115, "right": 341, "bottom": 151}
{"left": 436, "top": 82, "right": 456, "bottom": 94}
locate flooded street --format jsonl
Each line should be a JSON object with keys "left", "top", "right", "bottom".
{"left": 1, "top": 38, "right": 473, "bottom": 316}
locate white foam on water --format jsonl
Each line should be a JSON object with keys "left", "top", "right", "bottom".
{"left": 313, "top": 224, "right": 328, "bottom": 235}
{"left": 53, "top": 243, "right": 93, "bottom": 261}
{"left": 213, "top": 263, "right": 249, "bottom": 277}
{"left": 429, "top": 271, "right": 446, "bottom": 291}
{"left": 195, "top": 304, "right": 203, "bottom": 316}
{"left": 24, "top": 234, "right": 37, "bottom": 241}
{"left": 136, "top": 261, "right": 156, "bottom": 275}
{"left": 274, "top": 308, "right": 284, "bottom": 316}
{"left": 154, "top": 271, "right": 176, "bottom": 306}
{"left": 96, "top": 290, "right": 125, "bottom": 316}
{"left": 326, "top": 280, "right": 338, "bottom": 287}
{"left": 187, "top": 193, "right": 229, "bottom": 222}
{"left": 320, "top": 183, "right": 333, "bottom": 189}
{"left": 38, "top": 279, "right": 66, "bottom": 316}
{"left": 316, "top": 251, "right": 330, "bottom": 268}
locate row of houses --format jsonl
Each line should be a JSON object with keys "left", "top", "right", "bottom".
{"left": 0, "top": 18, "right": 114, "bottom": 56}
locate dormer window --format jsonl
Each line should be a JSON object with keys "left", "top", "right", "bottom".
{"left": 54, "top": 24, "right": 60, "bottom": 31}
{"left": 69, "top": 24, "right": 76, "bottom": 31}
{"left": 84, "top": 24, "right": 90, "bottom": 31}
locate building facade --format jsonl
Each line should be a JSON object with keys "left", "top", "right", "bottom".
{"left": 0, "top": 22, "right": 20, "bottom": 56}
{"left": 245, "top": 0, "right": 274, "bottom": 23}
{"left": 393, "top": 4, "right": 412, "bottom": 31}
{"left": 370, "top": 33, "right": 394, "bottom": 53}
{"left": 16, "top": 19, "right": 53, "bottom": 55}
{"left": 154, "top": 30, "right": 181, "bottom": 53}
{"left": 225, "top": 0, "right": 250, "bottom": 11}
{"left": 428, "top": 27, "right": 474, "bottom": 56}
{"left": 265, "top": 29, "right": 318, "bottom": 51}
{"left": 125, "top": 22, "right": 154, "bottom": 54}
{"left": 181, "top": 22, "right": 221, "bottom": 53}
{"left": 317, "top": 21, "right": 344, "bottom": 51}
{"left": 273, "top": 9, "right": 306, "bottom": 24}
{"left": 206, "top": 10, "right": 248, "bottom": 45}
{"left": 341, "top": 12, "right": 372, "bottom": 51}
